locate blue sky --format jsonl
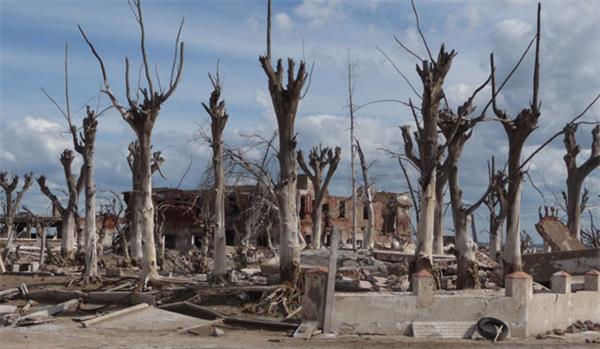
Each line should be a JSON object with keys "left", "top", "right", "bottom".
{"left": 1, "top": 0, "right": 599, "bottom": 242}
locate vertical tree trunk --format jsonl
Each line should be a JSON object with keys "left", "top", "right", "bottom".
{"left": 433, "top": 179, "right": 446, "bottom": 254}
{"left": 489, "top": 220, "right": 502, "bottom": 261}
{"left": 39, "top": 224, "right": 47, "bottom": 266}
{"left": 503, "top": 169, "right": 523, "bottom": 274}
{"left": 61, "top": 211, "right": 76, "bottom": 258}
{"left": 213, "top": 137, "right": 226, "bottom": 276}
{"left": 415, "top": 173, "right": 437, "bottom": 269}
{"left": 448, "top": 157, "right": 479, "bottom": 289}
{"left": 356, "top": 141, "right": 374, "bottom": 249}
{"left": 311, "top": 204, "right": 323, "bottom": 249}
{"left": 566, "top": 175, "right": 583, "bottom": 240}
{"left": 83, "top": 149, "right": 98, "bottom": 279}
{"left": 139, "top": 134, "right": 159, "bottom": 281}
{"left": 129, "top": 144, "right": 143, "bottom": 262}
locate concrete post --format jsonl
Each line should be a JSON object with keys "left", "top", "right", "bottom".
{"left": 584, "top": 270, "right": 600, "bottom": 292}
{"left": 551, "top": 271, "right": 571, "bottom": 294}
{"left": 505, "top": 271, "right": 532, "bottom": 303}
{"left": 301, "top": 267, "right": 328, "bottom": 328}
{"left": 413, "top": 270, "right": 434, "bottom": 308}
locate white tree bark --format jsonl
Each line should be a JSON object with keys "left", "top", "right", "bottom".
{"left": 202, "top": 70, "right": 229, "bottom": 277}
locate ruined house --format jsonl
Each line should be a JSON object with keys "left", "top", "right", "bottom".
{"left": 123, "top": 175, "right": 412, "bottom": 253}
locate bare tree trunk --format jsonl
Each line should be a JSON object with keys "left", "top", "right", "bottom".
{"left": 1, "top": 173, "right": 33, "bottom": 263}
{"left": 356, "top": 141, "right": 374, "bottom": 249}
{"left": 563, "top": 124, "right": 600, "bottom": 240}
{"left": 62, "top": 211, "right": 76, "bottom": 257}
{"left": 348, "top": 53, "right": 358, "bottom": 251}
{"left": 259, "top": 0, "right": 307, "bottom": 282}
{"left": 433, "top": 176, "right": 446, "bottom": 254}
{"left": 448, "top": 153, "right": 479, "bottom": 289}
{"left": 39, "top": 224, "right": 47, "bottom": 266}
{"left": 81, "top": 112, "right": 98, "bottom": 280}
{"left": 297, "top": 146, "right": 341, "bottom": 249}
{"left": 416, "top": 175, "right": 437, "bottom": 269}
{"left": 489, "top": 219, "right": 502, "bottom": 261}
{"left": 128, "top": 143, "right": 143, "bottom": 262}
{"left": 80, "top": 0, "right": 183, "bottom": 283}
{"left": 203, "top": 69, "right": 229, "bottom": 277}
{"left": 139, "top": 134, "right": 159, "bottom": 281}
{"left": 311, "top": 205, "right": 323, "bottom": 248}
{"left": 491, "top": 4, "right": 541, "bottom": 275}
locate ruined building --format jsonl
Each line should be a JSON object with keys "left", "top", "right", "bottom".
{"left": 123, "top": 175, "right": 413, "bottom": 253}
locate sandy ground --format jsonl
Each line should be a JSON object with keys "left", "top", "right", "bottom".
{"left": 1, "top": 316, "right": 598, "bottom": 349}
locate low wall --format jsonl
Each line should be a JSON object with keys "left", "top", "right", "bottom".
{"left": 527, "top": 291, "right": 600, "bottom": 335}
{"left": 318, "top": 271, "right": 600, "bottom": 338}
{"left": 331, "top": 291, "right": 525, "bottom": 336}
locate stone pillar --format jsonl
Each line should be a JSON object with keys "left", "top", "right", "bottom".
{"left": 302, "top": 267, "right": 328, "bottom": 328}
{"left": 584, "top": 270, "right": 600, "bottom": 291}
{"left": 413, "top": 270, "right": 434, "bottom": 308}
{"left": 505, "top": 271, "right": 533, "bottom": 303}
{"left": 551, "top": 271, "right": 572, "bottom": 294}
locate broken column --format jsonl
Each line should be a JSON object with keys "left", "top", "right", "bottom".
{"left": 584, "top": 270, "right": 600, "bottom": 291}
{"left": 505, "top": 271, "right": 532, "bottom": 303}
{"left": 301, "top": 266, "right": 328, "bottom": 328}
{"left": 551, "top": 271, "right": 572, "bottom": 294}
{"left": 413, "top": 270, "right": 434, "bottom": 308}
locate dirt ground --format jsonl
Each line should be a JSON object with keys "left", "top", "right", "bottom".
{"left": 0, "top": 318, "right": 597, "bottom": 349}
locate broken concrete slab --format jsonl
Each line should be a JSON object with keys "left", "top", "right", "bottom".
{"left": 535, "top": 216, "right": 586, "bottom": 251}
{"left": 87, "top": 305, "right": 210, "bottom": 332}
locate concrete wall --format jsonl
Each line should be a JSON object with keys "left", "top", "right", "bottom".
{"left": 331, "top": 292, "right": 525, "bottom": 336}
{"left": 329, "top": 280, "right": 600, "bottom": 337}
{"left": 527, "top": 291, "right": 600, "bottom": 335}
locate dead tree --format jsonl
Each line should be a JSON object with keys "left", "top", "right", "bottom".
{"left": 71, "top": 107, "right": 100, "bottom": 280}
{"left": 437, "top": 75, "right": 498, "bottom": 289}
{"left": 297, "top": 145, "right": 341, "bottom": 249}
{"left": 202, "top": 67, "right": 229, "bottom": 277}
{"left": 346, "top": 52, "right": 358, "bottom": 251}
{"left": 79, "top": 0, "right": 184, "bottom": 281}
{"left": 355, "top": 141, "right": 375, "bottom": 249}
{"left": 562, "top": 124, "right": 600, "bottom": 240}
{"left": 259, "top": 0, "right": 308, "bottom": 283}
{"left": 38, "top": 44, "right": 87, "bottom": 260}
{"left": 127, "top": 142, "right": 165, "bottom": 263}
{"left": 37, "top": 151, "right": 84, "bottom": 259}
{"left": 491, "top": 4, "right": 541, "bottom": 274}
{"left": 0, "top": 172, "right": 33, "bottom": 266}
{"left": 389, "top": 0, "right": 455, "bottom": 274}
{"left": 484, "top": 158, "right": 507, "bottom": 262}
{"left": 399, "top": 44, "right": 456, "bottom": 273}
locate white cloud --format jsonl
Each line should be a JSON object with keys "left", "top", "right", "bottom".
{"left": 0, "top": 116, "right": 70, "bottom": 170}
{"left": 274, "top": 12, "right": 293, "bottom": 31}
{"left": 494, "top": 19, "right": 532, "bottom": 42}
{"left": 294, "top": 0, "right": 343, "bottom": 27}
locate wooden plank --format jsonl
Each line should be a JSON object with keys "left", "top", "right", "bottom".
{"left": 81, "top": 303, "right": 149, "bottom": 328}
{"left": 17, "top": 299, "right": 79, "bottom": 325}
{"left": 411, "top": 321, "right": 477, "bottom": 339}
{"left": 322, "top": 227, "right": 339, "bottom": 333}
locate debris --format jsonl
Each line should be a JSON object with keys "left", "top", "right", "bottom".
{"left": 15, "top": 299, "right": 79, "bottom": 326}
{"left": 535, "top": 216, "right": 586, "bottom": 251}
{"left": 81, "top": 303, "right": 148, "bottom": 328}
